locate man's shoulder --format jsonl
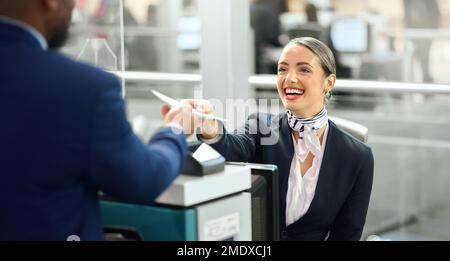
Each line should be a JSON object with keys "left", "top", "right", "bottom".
{"left": 44, "top": 50, "right": 120, "bottom": 88}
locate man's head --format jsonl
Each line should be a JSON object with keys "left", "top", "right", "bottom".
{"left": 0, "top": 0, "right": 76, "bottom": 49}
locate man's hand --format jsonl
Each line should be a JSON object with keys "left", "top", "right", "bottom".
{"left": 160, "top": 101, "right": 197, "bottom": 136}
{"left": 160, "top": 99, "right": 219, "bottom": 139}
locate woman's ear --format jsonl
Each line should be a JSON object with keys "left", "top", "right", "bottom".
{"left": 324, "top": 74, "right": 336, "bottom": 93}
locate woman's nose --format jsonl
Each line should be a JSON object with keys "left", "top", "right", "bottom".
{"left": 286, "top": 71, "right": 299, "bottom": 84}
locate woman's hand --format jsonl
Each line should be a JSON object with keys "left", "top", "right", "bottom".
{"left": 175, "top": 99, "right": 219, "bottom": 140}
{"left": 191, "top": 99, "right": 219, "bottom": 140}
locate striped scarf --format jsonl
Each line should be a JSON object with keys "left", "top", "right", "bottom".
{"left": 287, "top": 108, "right": 328, "bottom": 161}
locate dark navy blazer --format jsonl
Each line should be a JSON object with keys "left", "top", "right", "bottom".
{"left": 208, "top": 112, "right": 374, "bottom": 240}
{"left": 0, "top": 21, "right": 187, "bottom": 240}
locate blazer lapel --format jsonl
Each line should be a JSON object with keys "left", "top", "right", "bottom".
{"left": 308, "top": 120, "right": 338, "bottom": 212}
{"left": 277, "top": 113, "right": 295, "bottom": 229}
{"left": 0, "top": 21, "right": 44, "bottom": 51}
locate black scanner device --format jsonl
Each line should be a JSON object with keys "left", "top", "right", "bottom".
{"left": 182, "top": 141, "right": 225, "bottom": 176}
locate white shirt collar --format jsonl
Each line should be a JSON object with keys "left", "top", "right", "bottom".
{"left": 0, "top": 16, "right": 48, "bottom": 50}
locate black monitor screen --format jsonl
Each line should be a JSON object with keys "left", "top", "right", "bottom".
{"left": 227, "top": 162, "right": 280, "bottom": 241}
{"left": 331, "top": 18, "right": 369, "bottom": 53}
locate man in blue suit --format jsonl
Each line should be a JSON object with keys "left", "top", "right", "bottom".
{"left": 0, "top": 0, "right": 191, "bottom": 240}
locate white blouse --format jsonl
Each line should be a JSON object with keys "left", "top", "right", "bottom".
{"left": 286, "top": 124, "right": 329, "bottom": 226}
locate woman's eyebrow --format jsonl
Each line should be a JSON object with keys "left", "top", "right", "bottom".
{"left": 277, "top": 61, "right": 313, "bottom": 68}
{"left": 296, "top": 62, "right": 313, "bottom": 68}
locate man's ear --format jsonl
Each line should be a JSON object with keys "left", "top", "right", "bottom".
{"left": 41, "top": 0, "right": 59, "bottom": 11}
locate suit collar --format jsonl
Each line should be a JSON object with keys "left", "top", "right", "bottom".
{"left": 0, "top": 17, "right": 48, "bottom": 50}
{"left": 279, "top": 113, "right": 293, "bottom": 230}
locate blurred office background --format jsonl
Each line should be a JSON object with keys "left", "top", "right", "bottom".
{"left": 62, "top": 0, "right": 450, "bottom": 241}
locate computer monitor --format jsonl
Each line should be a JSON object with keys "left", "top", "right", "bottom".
{"left": 330, "top": 17, "right": 369, "bottom": 53}
{"left": 177, "top": 16, "right": 201, "bottom": 51}
{"left": 227, "top": 162, "right": 280, "bottom": 241}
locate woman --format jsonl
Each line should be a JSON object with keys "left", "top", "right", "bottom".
{"left": 195, "top": 37, "right": 374, "bottom": 241}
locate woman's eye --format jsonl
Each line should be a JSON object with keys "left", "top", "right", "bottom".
{"left": 278, "top": 68, "right": 287, "bottom": 73}
{"left": 300, "top": 68, "right": 311, "bottom": 73}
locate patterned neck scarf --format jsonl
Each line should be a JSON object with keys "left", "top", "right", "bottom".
{"left": 287, "top": 108, "right": 328, "bottom": 161}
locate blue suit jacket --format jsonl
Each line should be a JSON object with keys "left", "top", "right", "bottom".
{"left": 207, "top": 113, "right": 374, "bottom": 240}
{"left": 0, "top": 22, "right": 187, "bottom": 240}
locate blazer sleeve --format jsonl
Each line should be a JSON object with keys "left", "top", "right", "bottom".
{"left": 327, "top": 147, "right": 374, "bottom": 241}
{"left": 87, "top": 75, "right": 187, "bottom": 204}
{"left": 199, "top": 113, "right": 260, "bottom": 162}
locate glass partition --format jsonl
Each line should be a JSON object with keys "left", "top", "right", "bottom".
{"left": 125, "top": 80, "right": 199, "bottom": 140}
{"left": 122, "top": 0, "right": 201, "bottom": 73}
{"left": 61, "top": 0, "right": 125, "bottom": 89}
{"left": 121, "top": 0, "right": 201, "bottom": 139}
{"left": 60, "top": 0, "right": 202, "bottom": 136}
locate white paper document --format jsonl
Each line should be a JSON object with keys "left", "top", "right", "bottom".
{"left": 151, "top": 90, "right": 228, "bottom": 122}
